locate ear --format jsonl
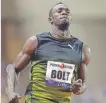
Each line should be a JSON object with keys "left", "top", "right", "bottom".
{"left": 48, "top": 17, "right": 53, "bottom": 24}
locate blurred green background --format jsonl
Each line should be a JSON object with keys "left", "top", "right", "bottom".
{"left": 1, "top": 0, "right": 106, "bottom": 103}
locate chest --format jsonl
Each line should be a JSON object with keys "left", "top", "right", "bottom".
{"left": 35, "top": 40, "right": 82, "bottom": 64}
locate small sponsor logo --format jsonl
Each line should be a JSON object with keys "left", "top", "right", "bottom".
{"left": 50, "top": 63, "right": 73, "bottom": 69}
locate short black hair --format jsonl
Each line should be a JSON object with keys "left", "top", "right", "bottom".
{"left": 49, "top": 2, "right": 64, "bottom": 18}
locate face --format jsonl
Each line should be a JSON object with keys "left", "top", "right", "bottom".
{"left": 49, "top": 4, "right": 72, "bottom": 27}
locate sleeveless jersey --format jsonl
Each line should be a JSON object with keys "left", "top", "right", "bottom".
{"left": 25, "top": 32, "right": 83, "bottom": 102}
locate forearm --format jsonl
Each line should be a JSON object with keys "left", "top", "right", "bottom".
{"left": 5, "top": 64, "right": 20, "bottom": 100}
{"left": 6, "top": 52, "right": 31, "bottom": 93}
{"left": 13, "top": 52, "right": 31, "bottom": 73}
{"left": 6, "top": 64, "right": 16, "bottom": 93}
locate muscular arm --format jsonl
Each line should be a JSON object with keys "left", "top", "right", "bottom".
{"left": 72, "top": 45, "right": 91, "bottom": 95}
{"left": 14, "top": 36, "right": 38, "bottom": 73}
{"left": 5, "top": 36, "right": 38, "bottom": 102}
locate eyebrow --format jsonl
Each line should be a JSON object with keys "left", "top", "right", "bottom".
{"left": 57, "top": 7, "right": 70, "bottom": 11}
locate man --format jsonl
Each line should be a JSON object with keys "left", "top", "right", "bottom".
{"left": 5, "top": 2, "right": 91, "bottom": 103}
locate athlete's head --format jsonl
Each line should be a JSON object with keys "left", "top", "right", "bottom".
{"left": 48, "top": 2, "right": 72, "bottom": 30}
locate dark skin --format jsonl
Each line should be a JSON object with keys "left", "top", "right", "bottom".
{"left": 49, "top": 3, "right": 72, "bottom": 39}
{"left": 9, "top": 96, "right": 19, "bottom": 103}
{"left": 7, "top": 3, "right": 91, "bottom": 103}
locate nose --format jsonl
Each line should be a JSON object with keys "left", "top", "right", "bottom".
{"left": 61, "top": 10, "right": 67, "bottom": 15}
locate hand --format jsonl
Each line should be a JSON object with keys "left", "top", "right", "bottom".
{"left": 72, "top": 79, "right": 83, "bottom": 95}
{"left": 9, "top": 96, "right": 19, "bottom": 103}
{"left": 5, "top": 91, "right": 21, "bottom": 103}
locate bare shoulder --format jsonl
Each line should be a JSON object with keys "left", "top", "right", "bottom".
{"left": 22, "top": 36, "right": 38, "bottom": 54}
{"left": 82, "top": 44, "right": 91, "bottom": 65}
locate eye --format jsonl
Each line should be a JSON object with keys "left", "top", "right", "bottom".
{"left": 67, "top": 11, "right": 70, "bottom": 14}
{"left": 66, "top": 9, "right": 70, "bottom": 14}
{"left": 57, "top": 8, "right": 62, "bottom": 13}
{"left": 57, "top": 10, "right": 62, "bottom": 13}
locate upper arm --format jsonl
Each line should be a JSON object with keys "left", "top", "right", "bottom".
{"left": 78, "top": 44, "right": 91, "bottom": 82}
{"left": 82, "top": 45, "right": 91, "bottom": 65}
{"left": 13, "top": 36, "right": 38, "bottom": 72}
{"left": 22, "top": 36, "right": 38, "bottom": 55}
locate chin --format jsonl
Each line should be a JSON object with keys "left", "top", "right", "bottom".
{"left": 58, "top": 21, "right": 70, "bottom": 30}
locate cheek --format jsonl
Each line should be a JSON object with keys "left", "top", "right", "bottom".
{"left": 54, "top": 13, "right": 60, "bottom": 20}
{"left": 55, "top": 12, "right": 59, "bottom": 16}
{"left": 69, "top": 16, "right": 72, "bottom": 22}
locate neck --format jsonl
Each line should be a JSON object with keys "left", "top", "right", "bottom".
{"left": 51, "top": 25, "right": 72, "bottom": 39}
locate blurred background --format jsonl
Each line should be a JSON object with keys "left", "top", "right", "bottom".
{"left": 1, "top": 0, "right": 106, "bottom": 103}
